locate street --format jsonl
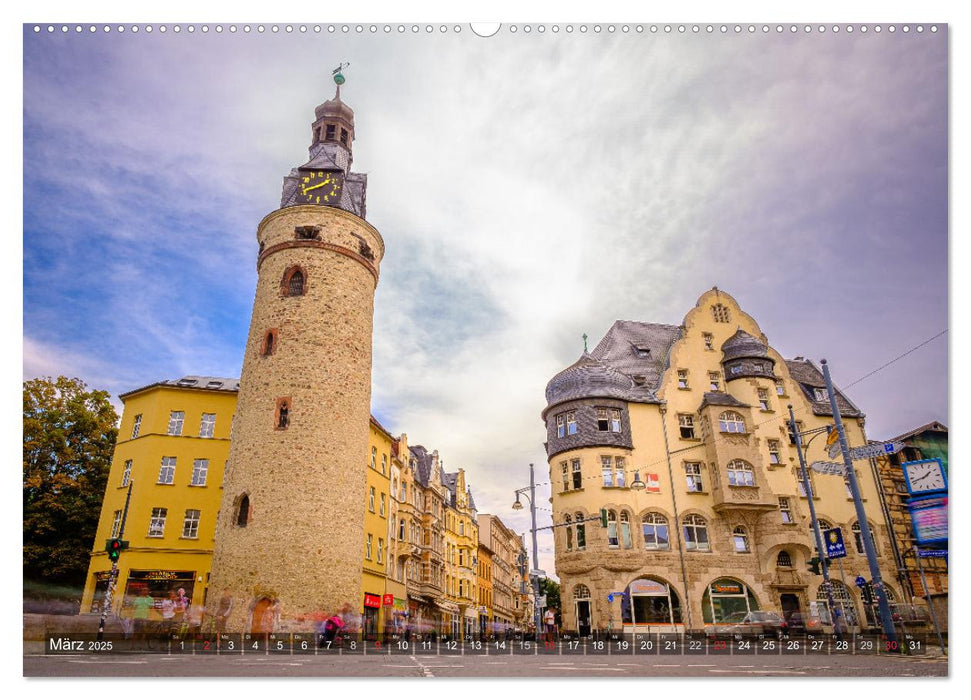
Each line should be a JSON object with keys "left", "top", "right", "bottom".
{"left": 24, "top": 649, "right": 946, "bottom": 678}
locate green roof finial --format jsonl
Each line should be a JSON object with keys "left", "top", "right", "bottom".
{"left": 332, "top": 61, "right": 350, "bottom": 88}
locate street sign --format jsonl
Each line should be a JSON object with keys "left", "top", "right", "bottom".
{"left": 537, "top": 595, "right": 547, "bottom": 608}
{"left": 846, "top": 441, "right": 906, "bottom": 460}
{"left": 826, "top": 426, "right": 840, "bottom": 458}
{"left": 530, "top": 569, "right": 546, "bottom": 578}
{"left": 823, "top": 527, "right": 847, "bottom": 559}
{"left": 810, "top": 461, "right": 846, "bottom": 476}
{"left": 855, "top": 576, "right": 866, "bottom": 588}
{"left": 917, "top": 549, "right": 948, "bottom": 558}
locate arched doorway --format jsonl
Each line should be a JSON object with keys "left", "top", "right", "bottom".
{"left": 816, "top": 580, "right": 860, "bottom": 628}
{"left": 573, "top": 584, "right": 592, "bottom": 637}
{"left": 622, "top": 578, "right": 683, "bottom": 632}
{"left": 250, "top": 597, "right": 275, "bottom": 635}
{"left": 702, "top": 578, "right": 760, "bottom": 623}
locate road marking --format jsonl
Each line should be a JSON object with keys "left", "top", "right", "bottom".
{"left": 653, "top": 664, "right": 682, "bottom": 667}
{"left": 66, "top": 660, "right": 148, "bottom": 664}
{"left": 687, "top": 663, "right": 716, "bottom": 667}
{"left": 710, "top": 669, "right": 806, "bottom": 675}
{"left": 410, "top": 655, "right": 435, "bottom": 677}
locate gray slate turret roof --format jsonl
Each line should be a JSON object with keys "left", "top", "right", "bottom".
{"left": 699, "top": 391, "right": 750, "bottom": 411}
{"left": 721, "top": 329, "right": 770, "bottom": 361}
{"left": 409, "top": 445, "right": 434, "bottom": 487}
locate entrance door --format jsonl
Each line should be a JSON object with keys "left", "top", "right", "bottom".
{"left": 780, "top": 593, "right": 801, "bottom": 624}
{"left": 576, "top": 600, "right": 592, "bottom": 637}
{"left": 251, "top": 598, "right": 272, "bottom": 634}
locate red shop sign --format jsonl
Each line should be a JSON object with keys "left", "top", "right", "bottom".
{"left": 383, "top": 594, "right": 394, "bottom": 606}
{"left": 363, "top": 593, "right": 382, "bottom": 608}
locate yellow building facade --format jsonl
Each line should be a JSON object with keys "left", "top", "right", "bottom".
{"left": 362, "top": 418, "right": 394, "bottom": 636}
{"left": 544, "top": 289, "right": 898, "bottom": 635}
{"left": 476, "top": 543, "right": 494, "bottom": 635}
{"left": 81, "top": 377, "right": 237, "bottom": 614}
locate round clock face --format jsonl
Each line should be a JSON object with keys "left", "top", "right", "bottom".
{"left": 296, "top": 170, "right": 343, "bottom": 205}
{"left": 906, "top": 461, "right": 946, "bottom": 493}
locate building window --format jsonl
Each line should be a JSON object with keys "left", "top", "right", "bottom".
{"left": 797, "top": 469, "right": 815, "bottom": 497}
{"left": 275, "top": 398, "right": 290, "bottom": 429}
{"left": 732, "top": 527, "right": 750, "bottom": 553}
{"left": 236, "top": 494, "right": 250, "bottom": 527}
{"left": 377, "top": 538, "right": 384, "bottom": 564}
{"left": 110, "top": 510, "right": 122, "bottom": 538}
{"left": 369, "top": 486, "right": 376, "bottom": 512}
{"left": 683, "top": 515, "right": 710, "bottom": 551}
{"left": 566, "top": 411, "right": 577, "bottom": 435}
{"left": 182, "top": 509, "right": 201, "bottom": 539}
{"left": 642, "top": 513, "right": 670, "bottom": 549}
{"left": 844, "top": 477, "right": 854, "bottom": 499}
{"left": 602, "top": 456, "right": 614, "bottom": 487}
{"left": 712, "top": 303, "right": 731, "bottom": 323}
{"left": 574, "top": 584, "right": 592, "bottom": 600}
{"left": 597, "top": 408, "right": 611, "bottom": 431}
{"left": 777, "top": 550, "right": 793, "bottom": 567}
{"left": 288, "top": 268, "right": 306, "bottom": 297}
{"left": 813, "top": 387, "right": 829, "bottom": 402}
{"left": 158, "top": 456, "right": 176, "bottom": 484}
{"left": 121, "top": 460, "right": 132, "bottom": 487}
{"left": 148, "top": 507, "right": 167, "bottom": 537}
{"left": 572, "top": 459, "right": 582, "bottom": 489}
{"left": 776, "top": 379, "right": 786, "bottom": 396}
{"left": 768, "top": 439, "right": 781, "bottom": 465}
{"left": 788, "top": 420, "right": 804, "bottom": 445}
{"left": 565, "top": 515, "right": 573, "bottom": 551}
{"left": 852, "top": 522, "right": 878, "bottom": 555}
{"left": 371, "top": 446, "right": 377, "bottom": 470}
{"left": 190, "top": 458, "right": 209, "bottom": 486}
{"left": 718, "top": 411, "right": 746, "bottom": 433}
{"left": 685, "top": 462, "right": 704, "bottom": 492}
{"left": 262, "top": 330, "right": 276, "bottom": 356}
{"left": 726, "top": 459, "right": 755, "bottom": 487}
{"left": 709, "top": 372, "right": 721, "bottom": 391}
{"left": 620, "top": 511, "right": 633, "bottom": 549}
{"left": 401, "top": 482, "right": 407, "bottom": 501}
{"left": 399, "top": 518, "right": 405, "bottom": 540}
{"left": 381, "top": 454, "right": 387, "bottom": 475}
{"left": 131, "top": 414, "right": 142, "bottom": 439}
{"left": 556, "top": 414, "right": 565, "bottom": 438}
{"left": 757, "top": 388, "right": 770, "bottom": 411}
{"left": 677, "top": 369, "right": 689, "bottom": 389}
{"left": 199, "top": 413, "right": 216, "bottom": 438}
{"left": 753, "top": 362, "right": 764, "bottom": 372}
{"left": 366, "top": 534, "right": 373, "bottom": 560}
{"left": 678, "top": 414, "right": 696, "bottom": 439}
{"left": 325, "top": 124, "right": 336, "bottom": 141}
{"left": 561, "top": 462, "right": 569, "bottom": 491}
{"left": 779, "top": 497, "right": 794, "bottom": 523}
{"left": 168, "top": 411, "right": 185, "bottom": 436}
{"left": 576, "top": 512, "right": 586, "bottom": 550}
{"left": 606, "top": 510, "right": 619, "bottom": 548}
{"left": 340, "top": 128, "right": 349, "bottom": 146}
{"left": 615, "top": 457, "right": 627, "bottom": 487}
{"left": 380, "top": 493, "right": 386, "bottom": 516}
{"left": 703, "top": 333, "right": 713, "bottom": 350}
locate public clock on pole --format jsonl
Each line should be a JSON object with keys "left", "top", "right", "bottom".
{"left": 902, "top": 458, "right": 947, "bottom": 495}
{"left": 296, "top": 169, "right": 343, "bottom": 205}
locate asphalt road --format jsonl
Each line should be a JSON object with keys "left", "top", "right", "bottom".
{"left": 24, "top": 651, "right": 947, "bottom": 678}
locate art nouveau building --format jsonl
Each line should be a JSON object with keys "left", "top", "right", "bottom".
{"left": 544, "top": 288, "right": 899, "bottom": 635}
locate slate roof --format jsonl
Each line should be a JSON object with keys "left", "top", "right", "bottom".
{"left": 443, "top": 471, "right": 458, "bottom": 507}
{"left": 545, "top": 321, "right": 681, "bottom": 410}
{"left": 721, "top": 329, "right": 770, "bottom": 361}
{"left": 699, "top": 391, "right": 750, "bottom": 411}
{"left": 409, "top": 445, "right": 434, "bottom": 487}
{"left": 784, "top": 359, "right": 863, "bottom": 418}
{"left": 467, "top": 490, "right": 477, "bottom": 512}
{"left": 119, "top": 375, "right": 240, "bottom": 399}
{"left": 887, "top": 421, "right": 949, "bottom": 444}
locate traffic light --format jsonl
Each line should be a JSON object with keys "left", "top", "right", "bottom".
{"left": 107, "top": 538, "right": 123, "bottom": 562}
{"left": 600, "top": 508, "right": 608, "bottom": 528}
{"left": 807, "top": 557, "right": 821, "bottom": 575}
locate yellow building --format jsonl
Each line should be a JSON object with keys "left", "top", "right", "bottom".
{"left": 362, "top": 418, "right": 394, "bottom": 636}
{"left": 80, "top": 377, "right": 237, "bottom": 614}
{"left": 442, "top": 468, "right": 479, "bottom": 636}
{"left": 544, "top": 288, "right": 899, "bottom": 634}
{"left": 476, "top": 543, "right": 494, "bottom": 635}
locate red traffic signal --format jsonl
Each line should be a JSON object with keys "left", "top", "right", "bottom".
{"left": 106, "top": 538, "right": 127, "bottom": 562}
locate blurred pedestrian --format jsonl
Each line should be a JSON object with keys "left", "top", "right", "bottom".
{"left": 131, "top": 588, "right": 154, "bottom": 649}
{"left": 215, "top": 588, "right": 234, "bottom": 633}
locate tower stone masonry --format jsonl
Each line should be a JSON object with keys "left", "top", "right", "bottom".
{"left": 208, "top": 79, "right": 384, "bottom": 632}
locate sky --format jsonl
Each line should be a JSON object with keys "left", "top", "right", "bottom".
{"left": 21, "top": 22, "right": 949, "bottom": 580}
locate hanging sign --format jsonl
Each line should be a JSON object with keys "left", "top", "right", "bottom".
{"left": 824, "top": 527, "right": 847, "bottom": 559}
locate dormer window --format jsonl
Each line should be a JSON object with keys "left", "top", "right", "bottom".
{"left": 633, "top": 345, "right": 650, "bottom": 358}
{"left": 325, "top": 124, "right": 336, "bottom": 141}
{"left": 813, "top": 387, "right": 829, "bottom": 402}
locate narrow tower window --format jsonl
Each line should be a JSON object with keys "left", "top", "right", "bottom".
{"left": 262, "top": 330, "right": 276, "bottom": 356}
{"left": 236, "top": 494, "right": 250, "bottom": 527}
{"left": 325, "top": 124, "right": 336, "bottom": 141}
{"left": 275, "top": 397, "right": 291, "bottom": 430}
{"left": 287, "top": 270, "right": 305, "bottom": 296}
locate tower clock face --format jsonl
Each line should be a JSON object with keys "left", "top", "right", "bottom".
{"left": 296, "top": 170, "right": 343, "bottom": 205}
{"left": 905, "top": 460, "right": 947, "bottom": 494}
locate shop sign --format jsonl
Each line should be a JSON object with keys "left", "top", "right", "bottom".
{"left": 824, "top": 527, "right": 847, "bottom": 559}
{"left": 382, "top": 593, "right": 394, "bottom": 606}
{"left": 94, "top": 571, "right": 113, "bottom": 582}
{"left": 711, "top": 581, "right": 743, "bottom": 595}
{"left": 909, "top": 495, "right": 948, "bottom": 545}
{"left": 628, "top": 579, "right": 668, "bottom": 596}
{"left": 394, "top": 597, "right": 408, "bottom": 612}
{"left": 363, "top": 593, "right": 382, "bottom": 608}
{"left": 127, "top": 569, "right": 194, "bottom": 581}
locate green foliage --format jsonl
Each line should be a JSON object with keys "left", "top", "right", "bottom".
{"left": 23, "top": 376, "right": 118, "bottom": 586}
{"left": 540, "top": 578, "right": 561, "bottom": 621}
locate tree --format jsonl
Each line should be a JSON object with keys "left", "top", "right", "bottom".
{"left": 23, "top": 376, "right": 118, "bottom": 587}
{"left": 540, "top": 578, "right": 562, "bottom": 623}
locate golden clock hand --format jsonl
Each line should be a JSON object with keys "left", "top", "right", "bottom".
{"left": 302, "top": 182, "right": 327, "bottom": 192}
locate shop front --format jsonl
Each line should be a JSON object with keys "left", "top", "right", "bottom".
{"left": 362, "top": 593, "right": 382, "bottom": 639}
{"left": 621, "top": 577, "right": 684, "bottom": 632}
{"left": 702, "top": 578, "right": 760, "bottom": 623}
{"left": 122, "top": 569, "right": 197, "bottom": 612}
{"left": 89, "top": 571, "right": 113, "bottom": 614}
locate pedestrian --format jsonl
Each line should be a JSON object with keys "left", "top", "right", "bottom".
{"left": 131, "top": 587, "right": 154, "bottom": 650}
{"left": 161, "top": 591, "right": 178, "bottom": 636}
{"left": 544, "top": 608, "right": 557, "bottom": 642}
{"left": 215, "top": 588, "right": 234, "bottom": 633}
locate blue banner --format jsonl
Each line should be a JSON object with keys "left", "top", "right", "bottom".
{"left": 823, "top": 528, "right": 847, "bottom": 559}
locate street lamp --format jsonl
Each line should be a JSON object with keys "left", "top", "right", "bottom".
{"left": 630, "top": 471, "right": 647, "bottom": 491}
{"left": 512, "top": 463, "right": 543, "bottom": 639}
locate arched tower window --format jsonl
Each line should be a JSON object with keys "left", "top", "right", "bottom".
{"left": 236, "top": 494, "right": 250, "bottom": 527}
{"left": 275, "top": 397, "right": 291, "bottom": 430}
{"left": 565, "top": 514, "right": 573, "bottom": 551}
{"left": 262, "top": 330, "right": 276, "bottom": 356}
{"left": 281, "top": 267, "right": 306, "bottom": 297}
{"left": 777, "top": 550, "right": 793, "bottom": 567}
{"left": 288, "top": 270, "right": 305, "bottom": 296}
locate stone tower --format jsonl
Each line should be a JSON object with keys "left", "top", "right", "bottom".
{"left": 209, "top": 73, "right": 384, "bottom": 631}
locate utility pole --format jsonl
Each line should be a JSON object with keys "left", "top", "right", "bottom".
{"left": 820, "top": 359, "right": 898, "bottom": 647}
{"left": 98, "top": 481, "right": 134, "bottom": 641}
{"left": 788, "top": 405, "right": 841, "bottom": 640}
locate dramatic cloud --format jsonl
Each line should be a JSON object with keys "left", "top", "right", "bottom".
{"left": 23, "top": 27, "right": 947, "bottom": 576}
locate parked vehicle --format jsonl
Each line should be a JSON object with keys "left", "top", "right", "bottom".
{"left": 786, "top": 612, "right": 825, "bottom": 635}
{"left": 706, "top": 611, "right": 788, "bottom": 639}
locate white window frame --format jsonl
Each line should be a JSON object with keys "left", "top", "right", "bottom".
{"left": 678, "top": 414, "right": 696, "bottom": 439}
{"left": 158, "top": 456, "right": 176, "bottom": 484}
{"left": 121, "top": 459, "right": 132, "bottom": 487}
{"left": 718, "top": 411, "right": 746, "bottom": 433}
{"left": 779, "top": 497, "right": 794, "bottom": 524}
{"left": 199, "top": 413, "right": 216, "bottom": 438}
{"left": 610, "top": 408, "right": 622, "bottom": 432}
{"left": 703, "top": 333, "right": 713, "bottom": 350}
{"left": 572, "top": 459, "right": 582, "bottom": 489}
{"left": 131, "top": 414, "right": 142, "bottom": 439}
{"left": 683, "top": 515, "right": 710, "bottom": 551}
{"left": 620, "top": 511, "right": 632, "bottom": 549}
{"left": 685, "top": 462, "right": 704, "bottom": 492}
{"left": 616, "top": 457, "right": 627, "bottom": 487}
{"left": 148, "top": 507, "right": 167, "bottom": 537}
{"left": 556, "top": 414, "right": 565, "bottom": 438}
{"left": 776, "top": 379, "right": 786, "bottom": 396}
{"left": 566, "top": 411, "right": 577, "bottom": 436}
{"left": 602, "top": 456, "right": 614, "bottom": 487}
{"left": 167, "top": 411, "right": 185, "bottom": 436}
{"left": 727, "top": 459, "right": 755, "bottom": 487}
{"left": 561, "top": 461, "right": 570, "bottom": 491}
{"left": 606, "top": 510, "right": 619, "bottom": 548}
{"left": 768, "top": 439, "right": 781, "bottom": 464}
{"left": 813, "top": 387, "right": 829, "bottom": 402}
{"left": 642, "top": 513, "right": 670, "bottom": 550}
{"left": 733, "top": 527, "right": 750, "bottom": 553}
{"left": 369, "top": 486, "right": 376, "bottom": 512}
{"left": 182, "top": 509, "right": 201, "bottom": 539}
{"left": 366, "top": 534, "right": 373, "bottom": 559}
{"left": 191, "top": 458, "right": 208, "bottom": 486}
{"left": 377, "top": 537, "right": 384, "bottom": 564}
{"left": 677, "top": 369, "right": 689, "bottom": 389}
{"left": 110, "top": 510, "right": 122, "bottom": 538}
{"left": 709, "top": 372, "right": 721, "bottom": 391}
{"left": 757, "top": 388, "right": 770, "bottom": 410}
